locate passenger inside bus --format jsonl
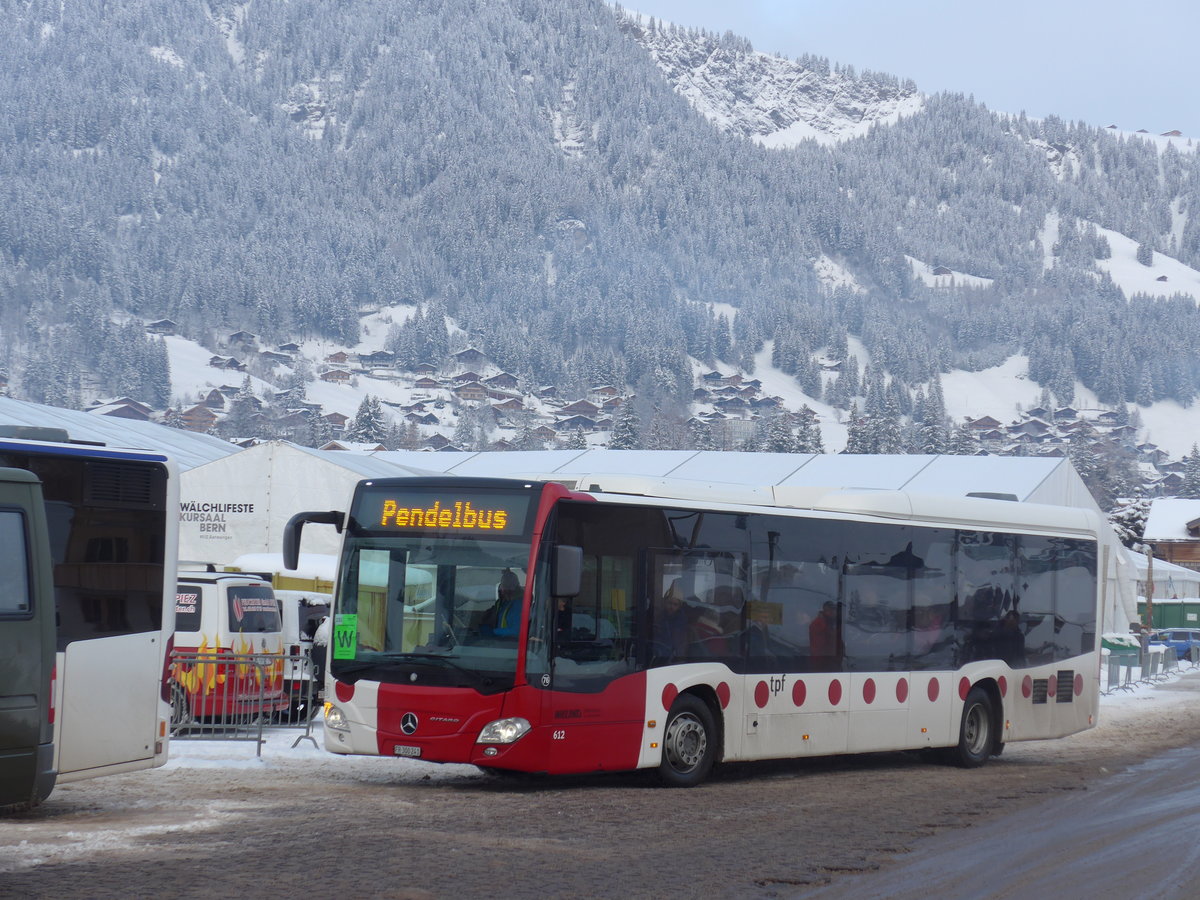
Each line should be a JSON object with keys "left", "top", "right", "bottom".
{"left": 652, "top": 579, "right": 689, "bottom": 661}
{"left": 809, "top": 600, "right": 843, "bottom": 671}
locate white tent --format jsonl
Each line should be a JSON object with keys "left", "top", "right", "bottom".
{"left": 178, "top": 441, "right": 438, "bottom": 562}
{"left": 179, "top": 444, "right": 1136, "bottom": 632}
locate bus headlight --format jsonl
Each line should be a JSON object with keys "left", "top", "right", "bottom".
{"left": 324, "top": 703, "right": 350, "bottom": 733}
{"left": 478, "top": 717, "right": 531, "bottom": 744}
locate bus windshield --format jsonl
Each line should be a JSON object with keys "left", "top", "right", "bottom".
{"left": 331, "top": 534, "right": 531, "bottom": 692}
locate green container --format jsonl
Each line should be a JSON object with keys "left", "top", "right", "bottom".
{"left": 1137, "top": 599, "right": 1200, "bottom": 629}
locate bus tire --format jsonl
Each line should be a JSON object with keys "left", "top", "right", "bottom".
{"left": 658, "top": 694, "right": 716, "bottom": 787}
{"left": 169, "top": 681, "right": 193, "bottom": 729}
{"left": 947, "top": 686, "right": 993, "bottom": 768}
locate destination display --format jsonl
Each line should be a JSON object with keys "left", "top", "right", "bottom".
{"left": 353, "top": 485, "right": 535, "bottom": 537}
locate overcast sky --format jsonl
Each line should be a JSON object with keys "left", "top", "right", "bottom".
{"left": 628, "top": 1, "right": 1200, "bottom": 140}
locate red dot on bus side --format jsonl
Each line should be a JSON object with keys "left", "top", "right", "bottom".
{"left": 1022, "top": 676, "right": 1033, "bottom": 699}
{"left": 828, "top": 679, "right": 843, "bottom": 706}
{"left": 716, "top": 682, "right": 731, "bottom": 709}
{"left": 998, "top": 676, "right": 1007, "bottom": 697}
{"left": 896, "top": 678, "right": 909, "bottom": 703}
{"left": 334, "top": 680, "right": 355, "bottom": 702}
{"left": 755, "top": 681, "right": 770, "bottom": 708}
{"left": 662, "top": 684, "right": 678, "bottom": 711}
{"left": 927, "top": 678, "right": 939, "bottom": 702}
{"left": 1047, "top": 676, "right": 1057, "bottom": 697}
{"left": 792, "top": 680, "right": 807, "bottom": 707}
{"left": 1074, "top": 674, "right": 1084, "bottom": 696}
{"left": 863, "top": 678, "right": 876, "bottom": 704}
{"left": 958, "top": 677, "right": 970, "bottom": 701}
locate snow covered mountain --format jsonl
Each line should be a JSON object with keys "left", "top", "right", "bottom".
{"left": 5, "top": 0, "right": 1200, "bottom": 500}
{"left": 620, "top": 12, "right": 923, "bottom": 147}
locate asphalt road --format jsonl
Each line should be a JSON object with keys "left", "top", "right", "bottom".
{"left": 4, "top": 675, "right": 1199, "bottom": 899}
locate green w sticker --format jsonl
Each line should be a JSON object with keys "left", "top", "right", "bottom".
{"left": 333, "top": 614, "right": 358, "bottom": 660}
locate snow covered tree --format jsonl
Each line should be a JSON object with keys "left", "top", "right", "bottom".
{"left": 346, "top": 395, "right": 388, "bottom": 444}
{"left": 1108, "top": 498, "right": 1150, "bottom": 551}
{"left": 794, "top": 405, "right": 824, "bottom": 453}
{"left": 1181, "top": 445, "right": 1200, "bottom": 499}
{"left": 608, "top": 403, "right": 641, "bottom": 450}
{"left": 842, "top": 403, "right": 871, "bottom": 454}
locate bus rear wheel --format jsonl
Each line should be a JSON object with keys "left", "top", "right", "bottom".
{"left": 658, "top": 694, "right": 716, "bottom": 787}
{"left": 169, "top": 682, "right": 193, "bottom": 730}
{"left": 947, "top": 686, "right": 994, "bottom": 768}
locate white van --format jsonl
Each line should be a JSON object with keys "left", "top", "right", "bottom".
{"left": 171, "top": 568, "right": 287, "bottom": 722}
{"left": 275, "top": 589, "right": 331, "bottom": 719}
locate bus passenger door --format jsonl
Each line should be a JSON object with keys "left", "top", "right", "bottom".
{"left": 536, "top": 550, "right": 643, "bottom": 776}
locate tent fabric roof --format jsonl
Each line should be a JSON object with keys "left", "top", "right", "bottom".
{"left": 0, "top": 396, "right": 239, "bottom": 471}
{"left": 345, "top": 449, "right": 1072, "bottom": 502}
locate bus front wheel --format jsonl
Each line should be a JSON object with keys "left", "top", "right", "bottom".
{"left": 947, "top": 686, "right": 994, "bottom": 768}
{"left": 658, "top": 694, "right": 716, "bottom": 787}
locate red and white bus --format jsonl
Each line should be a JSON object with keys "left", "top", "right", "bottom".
{"left": 284, "top": 475, "right": 1103, "bottom": 787}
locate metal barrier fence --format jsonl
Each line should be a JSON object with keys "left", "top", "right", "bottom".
{"left": 168, "top": 649, "right": 321, "bottom": 756}
{"left": 1102, "top": 647, "right": 1197, "bottom": 695}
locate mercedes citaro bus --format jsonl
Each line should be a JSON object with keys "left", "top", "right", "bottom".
{"left": 285, "top": 475, "right": 1102, "bottom": 787}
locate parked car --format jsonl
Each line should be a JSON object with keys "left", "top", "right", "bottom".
{"left": 1150, "top": 629, "right": 1200, "bottom": 662}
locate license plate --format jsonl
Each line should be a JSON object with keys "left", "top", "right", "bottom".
{"left": 393, "top": 744, "right": 421, "bottom": 758}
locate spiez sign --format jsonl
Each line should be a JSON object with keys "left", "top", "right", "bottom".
{"left": 380, "top": 499, "right": 509, "bottom": 531}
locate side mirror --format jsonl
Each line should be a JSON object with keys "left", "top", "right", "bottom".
{"left": 552, "top": 545, "right": 583, "bottom": 598}
{"left": 283, "top": 510, "right": 344, "bottom": 570}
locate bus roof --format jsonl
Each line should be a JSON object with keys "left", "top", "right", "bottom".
{"left": 534, "top": 473, "right": 1103, "bottom": 538}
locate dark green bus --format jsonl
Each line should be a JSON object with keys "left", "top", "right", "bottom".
{"left": 0, "top": 467, "right": 56, "bottom": 810}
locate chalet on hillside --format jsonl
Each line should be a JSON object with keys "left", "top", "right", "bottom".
{"left": 556, "top": 414, "right": 598, "bottom": 432}
{"left": 88, "top": 399, "right": 153, "bottom": 421}
{"left": 411, "top": 362, "right": 439, "bottom": 376}
{"left": 452, "top": 347, "right": 489, "bottom": 368}
{"left": 452, "top": 371, "right": 482, "bottom": 384}
{"left": 208, "top": 356, "right": 247, "bottom": 372}
{"left": 484, "top": 372, "right": 520, "bottom": 390}
{"left": 358, "top": 350, "right": 395, "bottom": 367}
{"left": 182, "top": 405, "right": 218, "bottom": 433}
{"left": 320, "top": 369, "right": 352, "bottom": 385}
{"left": 414, "top": 377, "right": 443, "bottom": 391}
{"left": 452, "top": 381, "right": 488, "bottom": 402}
{"left": 226, "top": 331, "right": 258, "bottom": 349}
{"left": 965, "top": 415, "right": 1003, "bottom": 431}
{"left": 145, "top": 319, "right": 178, "bottom": 335}
{"left": 424, "top": 433, "right": 454, "bottom": 450}
{"left": 203, "top": 389, "right": 226, "bottom": 409}
{"left": 325, "top": 351, "right": 350, "bottom": 365}
{"left": 277, "top": 342, "right": 301, "bottom": 353}
{"left": 260, "top": 350, "right": 292, "bottom": 365}
{"left": 560, "top": 399, "right": 600, "bottom": 417}
{"left": 932, "top": 265, "right": 953, "bottom": 276}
